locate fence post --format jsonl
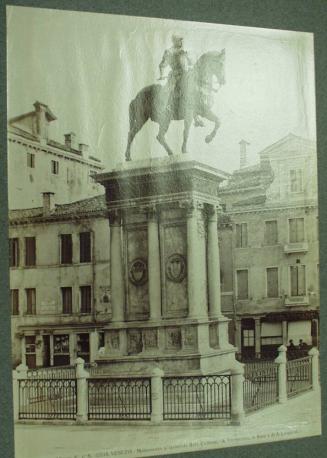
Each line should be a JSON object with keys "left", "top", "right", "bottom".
{"left": 151, "top": 367, "right": 164, "bottom": 423}
{"left": 230, "top": 361, "right": 245, "bottom": 425}
{"left": 308, "top": 347, "right": 320, "bottom": 391}
{"left": 12, "top": 364, "right": 28, "bottom": 422}
{"left": 75, "top": 357, "right": 89, "bottom": 423}
{"left": 275, "top": 345, "right": 287, "bottom": 404}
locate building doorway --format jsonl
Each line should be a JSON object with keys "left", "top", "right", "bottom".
{"left": 241, "top": 319, "right": 255, "bottom": 359}
{"left": 43, "top": 335, "right": 51, "bottom": 367}
{"left": 25, "top": 336, "right": 36, "bottom": 368}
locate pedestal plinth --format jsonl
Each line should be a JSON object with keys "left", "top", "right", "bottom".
{"left": 95, "top": 156, "right": 237, "bottom": 375}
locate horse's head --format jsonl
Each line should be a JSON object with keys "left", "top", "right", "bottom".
{"left": 195, "top": 49, "right": 226, "bottom": 86}
{"left": 210, "top": 49, "right": 226, "bottom": 85}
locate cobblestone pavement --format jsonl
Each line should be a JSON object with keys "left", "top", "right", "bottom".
{"left": 15, "top": 389, "right": 321, "bottom": 458}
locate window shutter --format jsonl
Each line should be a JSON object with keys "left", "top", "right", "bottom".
{"left": 242, "top": 223, "right": 248, "bottom": 247}
{"left": 267, "top": 267, "right": 278, "bottom": 297}
{"left": 289, "top": 219, "right": 296, "bottom": 243}
{"left": 80, "top": 232, "right": 91, "bottom": 263}
{"left": 236, "top": 225, "right": 241, "bottom": 248}
{"left": 61, "top": 234, "right": 73, "bottom": 264}
{"left": 298, "top": 265, "right": 306, "bottom": 296}
{"left": 237, "top": 270, "right": 248, "bottom": 299}
{"left": 296, "top": 218, "right": 304, "bottom": 242}
{"left": 62, "top": 287, "right": 72, "bottom": 314}
{"left": 26, "top": 289, "right": 36, "bottom": 314}
{"left": 25, "top": 237, "right": 36, "bottom": 266}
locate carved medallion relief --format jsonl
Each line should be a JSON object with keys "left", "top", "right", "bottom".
{"left": 162, "top": 224, "right": 188, "bottom": 317}
{"left": 126, "top": 227, "right": 149, "bottom": 319}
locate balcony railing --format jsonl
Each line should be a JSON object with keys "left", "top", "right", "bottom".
{"left": 284, "top": 295, "right": 309, "bottom": 306}
{"left": 283, "top": 242, "right": 308, "bottom": 254}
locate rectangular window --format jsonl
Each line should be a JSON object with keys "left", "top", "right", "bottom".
{"left": 290, "top": 265, "right": 306, "bottom": 296}
{"left": 26, "top": 288, "right": 36, "bottom": 315}
{"left": 264, "top": 220, "right": 278, "bottom": 245}
{"left": 53, "top": 334, "right": 69, "bottom": 354}
{"left": 243, "top": 329, "right": 254, "bottom": 347}
{"left": 290, "top": 169, "right": 303, "bottom": 192}
{"left": 289, "top": 218, "right": 305, "bottom": 243}
{"left": 51, "top": 160, "right": 59, "bottom": 175}
{"left": 80, "top": 232, "right": 91, "bottom": 263}
{"left": 237, "top": 270, "right": 248, "bottom": 299}
{"left": 236, "top": 223, "right": 248, "bottom": 248}
{"left": 9, "top": 238, "right": 19, "bottom": 267}
{"left": 11, "top": 289, "right": 19, "bottom": 315}
{"left": 60, "top": 234, "right": 73, "bottom": 264}
{"left": 61, "top": 287, "right": 73, "bottom": 314}
{"left": 266, "top": 267, "right": 279, "bottom": 298}
{"left": 25, "top": 237, "right": 36, "bottom": 266}
{"left": 27, "top": 152, "right": 35, "bottom": 168}
{"left": 25, "top": 336, "right": 36, "bottom": 353}
{"left": 80, "top": 286, "right": 92, "bottom": 313}
{"left": 77, "top": 333, "right": 90, "bottom": 362}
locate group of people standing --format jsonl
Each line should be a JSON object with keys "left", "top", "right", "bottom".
{"left": 288, "top": 339, "right": 310, "bottom": 358}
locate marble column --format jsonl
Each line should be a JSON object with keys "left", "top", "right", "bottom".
{"left": 186, "top": 201, "right": 207, "bottom": 319}
{"left": 235, "top": 320, "right": 242, "bottom": 353}
{"left": 49, "top": 333, "right": 54, "bottom": 366}
{"left": 109, "top": 210, "right": 125, "bottom": 322}
{"left": 147, "top": 206, "right": 161, "bottom": 320}
{"left": 207, "top": 204, "right": 223, "bottom": 318}
{"left": 21, "top": 335, "right": 26, "bottom": 366}
{"left": 255, "top": 318, "right": 261, "bottom": 357}
{"left": 282, "top": 320, "right": 288, "bottom": 346}
{"left": 89, "top": 330, "right": 99, "bottom": 363}
{"left": 69, "top": 333, "right": 76, "bottom": 365}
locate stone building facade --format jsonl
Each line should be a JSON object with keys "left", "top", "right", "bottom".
{"left": 219, "top": 134, "right": 319, "bottom": 359}
{"left": 9, "top": 194, "right": 111, "bottom": 368}
{"left": 8, "top": 133, "right": 319, "bottom": 367}
{"left": 8, "top": 101, "right": 104, "bottom": 209}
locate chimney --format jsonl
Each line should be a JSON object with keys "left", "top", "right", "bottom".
{"left": 33, "top": 101, "right": 56, "bottom": 142}
{"left": 64, "top": 132, "right": 77, "bottom": 150}
{"left": 239, "top": 139, "right": 250, "bottom": 168}
{"left": 79, "top": 143, "right": 89, "bottom": 156}
{"left": 42, "top": 192, "right": 55, "bottom": 215}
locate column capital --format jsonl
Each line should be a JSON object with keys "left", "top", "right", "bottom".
{"left": 108, "top": 209, "right": 122, "bottom": 226}
{"left": 146, "top": 204, "right": 160, "bottom": 221}
{"left": 181, "top": 199, "right": 204, "bottom": 217}
{"left": 205, "top": 204, "right": 220, "bottom": 222}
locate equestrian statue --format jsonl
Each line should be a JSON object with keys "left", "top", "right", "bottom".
{"left": 125, "top": 35, "right": 225, "bottom": 161}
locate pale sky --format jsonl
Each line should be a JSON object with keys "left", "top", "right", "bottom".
{"left": 7, "top": 6, "right": 316, "bottom": 172}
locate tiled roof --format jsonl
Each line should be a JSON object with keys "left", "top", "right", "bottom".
{"left": 9, "top": 194, "right": 107, "bottom": 224}
{"left": 8, "top": 125, "right": 38, "bottom": 142}
{"left": 232, "top": 194, "right": 267, "bottom": 207}
{"left": 220, "top": 160, "right": 274, "bottom": 193}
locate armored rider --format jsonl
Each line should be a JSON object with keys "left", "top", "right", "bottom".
{"left": 158, "top": 34, "right": 204, "bottom": 126}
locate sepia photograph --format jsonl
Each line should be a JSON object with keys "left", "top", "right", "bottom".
{"left": 5, "top": 3, "right": 321, "bottom": 458}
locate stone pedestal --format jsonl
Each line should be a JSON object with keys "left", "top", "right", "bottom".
{"left": 96, "top": 157, "right": 237, "bottom": 375}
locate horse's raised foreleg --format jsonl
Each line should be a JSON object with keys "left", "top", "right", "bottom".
{"left": 182, "top": 116, "right": 192, "bottom": 155}
{"left": 156, "top": 120, "right": 173, "bottom": 156}
{"left": 202, "top": 108, "right": 220, "bottom": 143}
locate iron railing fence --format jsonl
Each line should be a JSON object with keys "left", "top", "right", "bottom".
{"left": 162, "top": 375, "right": 231, "bottom": 420}
{"left": 88, "top": 377, "right": 151, "bottom": 420}
{"left": 18, "top": 378, "right": 77, "bottom": 420}
{"left": 26, "top": 365, "right": 76, "bottom": 379}
{"left": 243, "top": 361, "right": 278, "bottom": 413}
{"left": 287, "top": 356, "right": 312, "bottom": 398}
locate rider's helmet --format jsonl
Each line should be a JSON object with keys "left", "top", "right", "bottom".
{"left": 171, "top": 34, "right": 184, "bottom": 48}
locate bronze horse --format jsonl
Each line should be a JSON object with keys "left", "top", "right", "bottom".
{"left": 125, "top": 50, "right": 225, "bottom": 161}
